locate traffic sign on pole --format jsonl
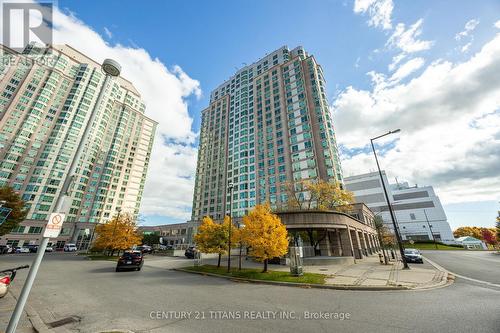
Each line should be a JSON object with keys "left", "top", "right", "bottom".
{"left": 43, "top": 213, "right": 65, "bottom": 238}
{"left": 7, "top": 213, "right": 64, "bottom": 333}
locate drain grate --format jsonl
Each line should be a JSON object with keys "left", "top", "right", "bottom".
{"left": 47, "top": 315, "right": 81, "bottom": 328}
{"left": 319, "top": 268, "right": 329, "bottom": 271}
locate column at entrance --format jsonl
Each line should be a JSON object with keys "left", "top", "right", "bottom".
{"left": 318, "top": 229, "right": 331, "bottom": 256}
{"left": 330, "top": 230, "right": 343, "bottom": 256}
{"left": 351, "top": 229, "right": 363, "bottom": 259}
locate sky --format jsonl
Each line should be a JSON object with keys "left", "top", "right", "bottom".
{"left": 1, "top": 0, "right": 499, "bottom": 230}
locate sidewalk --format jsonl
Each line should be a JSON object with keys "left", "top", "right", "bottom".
{"left": 200, "top": 253, "right": 449, "bottom": 290}
{"left": 0, "top": 291, "right": 34, "bottom": 333}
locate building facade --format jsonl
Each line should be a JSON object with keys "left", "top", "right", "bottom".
{"left": 138, "top": 222, "right": 193, "bottom": 248}
{"left": 344, "top": 171, "right": 455, "bottom": 243}
{"left": 192, "top": 46, "right": 343, "bottom": 222}
{"left": 0, "top": 44, "right": 156, "bottom": 249}
{"left": 278, "top": 203, "right": 380, "bottom": 261}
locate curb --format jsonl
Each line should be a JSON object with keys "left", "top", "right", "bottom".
{"left": 414, "top": 256, "right": 455, "bottom": 291}
{"left": 7, "top": 290, "right": 51, "bottom": 333}
{"left": 422, "top": 255, "right": 500, "bottom": 290}
{"left": 173, "top": 268, "right": 410, "bottom": 291}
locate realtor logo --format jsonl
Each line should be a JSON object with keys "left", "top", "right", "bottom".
{"left": 2, "top": 1, "right": 53, "bottom": 51}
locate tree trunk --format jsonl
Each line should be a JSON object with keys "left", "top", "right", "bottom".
{"left": 262, "top": 259, "right": 268, "bottom": 273}
{"left": 217, "top": 253, "right": 221, "bottom": 268}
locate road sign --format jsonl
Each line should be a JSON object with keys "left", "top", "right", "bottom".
{"left": 43, "top": 213, "right": 65, "bottom": 238}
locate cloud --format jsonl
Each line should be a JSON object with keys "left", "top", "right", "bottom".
{"left": 455, "top": 19, "right": 480, "bottom": 41}
{"left": 388, "top": 53, "right": 405, "bottom": 71}
{"left": 387, "top": 19, "right": 433, "bottom": 54}
{"left": 103, "top": 26, "right": 112, "bottom": 39}
{"left": 495, "top": 20, "right": 500, "bottom": 29}
{"left": 353, "top": 0, "right": 393, "bottom": 30}
{"left": 388, "top": 57, "right": 424, "bottom": 83}
{"left": 461, "top": 42, "right": 472, "bottom": 53}
{"left": 366, "top": 57, "right": 425, "bottom": 93}
{"left": 333, "top": 33, "right": 500, "bottom": 204}
{"left": 0, "top": 1, "right": 201, "bottom": 222}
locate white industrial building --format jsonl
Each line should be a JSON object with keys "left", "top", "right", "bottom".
{"left": 344, "top": 171, "right": 455, "bottom": 244}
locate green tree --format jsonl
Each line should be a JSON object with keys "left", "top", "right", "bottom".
{"left": 241, "top": 205, "right": 289, "bottom": 272}
{"left": 142, "top": 233, "right": 160, "bottom": 246}
{"left": 0, "top": 186, "right": 28, "bottom": 236}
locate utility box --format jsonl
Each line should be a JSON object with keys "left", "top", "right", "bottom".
{"left": 289, "top": 246, "right": 303, "bottom": 276}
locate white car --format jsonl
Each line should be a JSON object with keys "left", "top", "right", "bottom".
{"left": 15, "top": 247, "right": 30, "bottom": 253}
{"left": 63, "top": 244, "right": 77, "bottom": 252}
{"left": 45, "top": 246, "right": 54, "bottom": 252}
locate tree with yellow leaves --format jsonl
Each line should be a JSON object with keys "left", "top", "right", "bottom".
{"left": 241, "top": 204, "right": 289, "bottom": 272}
{"left": 285, "top": 179, "right": 354, "bottom": 213}
{"left": 93, "top": 213, "right": 142, "bottom": 256}
{"left": 194, "top": 216, "right": 234, "bottom": 267}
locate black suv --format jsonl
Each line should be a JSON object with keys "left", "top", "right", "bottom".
{"left": 25, "top": 245, "right": 39, "bottom": 253}
{"left": 116, "top": 251, "right": 144, "bottom": 272}
{"left": 185, "top": 247, "right": 198, "bottom": 259}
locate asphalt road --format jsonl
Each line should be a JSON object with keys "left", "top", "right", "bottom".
{"left": 1, "top": 252, "right": 499, "bottom": 333}
{"left": 422, "top": 250, "right": 500, "bottom": 285}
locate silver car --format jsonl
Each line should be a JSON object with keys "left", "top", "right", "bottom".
{"left": 404, "top": 248, "right": 424, "bottom": 264}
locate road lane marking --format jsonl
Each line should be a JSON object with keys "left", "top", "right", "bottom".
{"left": 423, "top": 256, "right": 500, "bottom": 290}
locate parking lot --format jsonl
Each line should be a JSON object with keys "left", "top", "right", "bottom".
{"left": 1, "top": 252, "right": 500, "bottom": 332}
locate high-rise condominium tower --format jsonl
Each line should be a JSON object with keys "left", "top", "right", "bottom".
{"left": 0, "top": 44, "right": 156, "bottom": 249}
{"left": 192, "top": 46, "right": 342, "bottom": 222}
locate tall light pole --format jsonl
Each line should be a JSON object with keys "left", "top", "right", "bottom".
{"left": 7, "top": 59, "right": 122, "bottom": 333}
{"left": 423, "top": 209, "right": 438, "bottom": 250}
{"left": 110, "top": 207, "right": 121, "bottom": 256}
{"left": 227, "top": 183, "right": 234, "bottom": 272}
{"left": 370, "top": 129, "right": 409, "bottom": 269}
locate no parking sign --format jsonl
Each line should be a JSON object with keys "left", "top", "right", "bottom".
{"left": 43, "top": 213, "right": 65, "bottom": 238}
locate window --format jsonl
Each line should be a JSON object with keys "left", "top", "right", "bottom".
{"left": 11, "top": 226, "right": 25, "bottom": 234}
{"left": 28, "top": 226, "right": 43, "bottom": 234}
{"left": 410, "top": 213, "right": 416, "bottom": 220}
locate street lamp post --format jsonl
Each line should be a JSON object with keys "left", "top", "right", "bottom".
{"left": 227, "top": 183, "right": 234, "bottom": 273}
{"left": 370, "top": 129, "right": 409, "bottom": 269}
{"left": 110, "top": 208, "right": 121, "bottom": 256}
{"left": 238, "top": 220, "right": 243, "bottom": 271}
{"left": 423, "top": 209, "right": 438, "bottom": 250}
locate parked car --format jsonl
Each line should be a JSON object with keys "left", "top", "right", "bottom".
{"left": 136, "top": 245, "right": 152, "bottom": 254}
{"left": 14, "top": 247, "right": 30, "bottom": 254}
{"left": 185, "top": 246, "right": 198, "bottom": 259}
{"left": 0, "top": 245, "right": 12, "bottom": 254}
{"left": 404, "top": 248, "right": 424, "bottom": 264}
{"left": 45, "top": 246, "right": 54, "bottom": 252}
{"left": 25, "top": 244, "right": 39, "bottom": 253}
{"left": 116, "top": 251, "right": 144, "bottom": 271}
{"left": 63, "top": 244, "right": 78, "bottom": 252}
{"left": 0, "top": 265, "right": 29, "bottom": 298}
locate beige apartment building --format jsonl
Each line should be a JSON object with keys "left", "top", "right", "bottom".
{"left": 192, "top": 46, "right": 343, "bottom": 223}
{"left": 0, "top": 43, "right": 156, "bottom": 249}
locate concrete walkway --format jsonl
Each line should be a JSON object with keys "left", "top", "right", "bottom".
{"left": 0, "top": 291, "right": 35, "bottom": 333}
{"left": 200, "top": 253, "right": 448, "bottom": 290}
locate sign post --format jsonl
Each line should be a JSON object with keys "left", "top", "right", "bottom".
{"left": 6, "top": 213, "right": 65, "bottom": 333}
